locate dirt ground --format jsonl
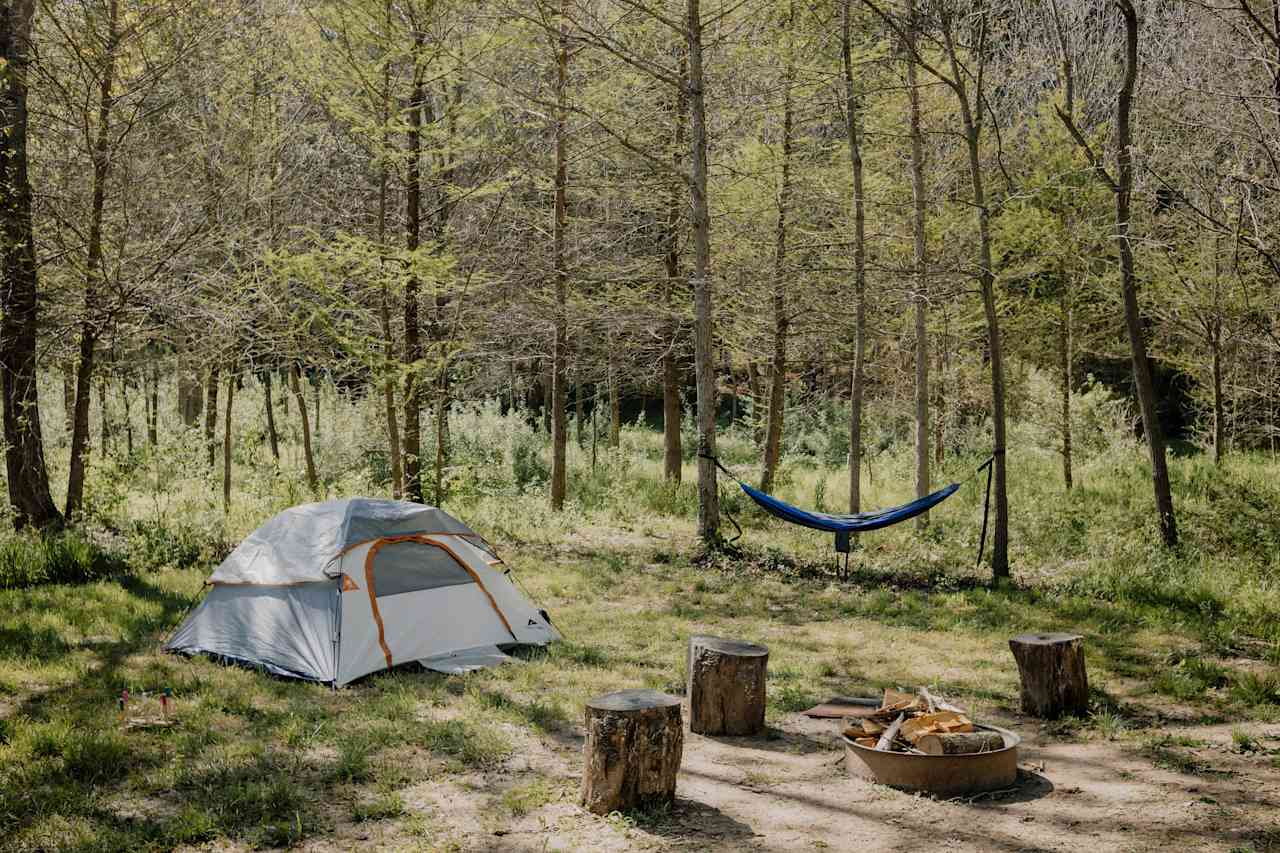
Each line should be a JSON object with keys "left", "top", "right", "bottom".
{"left": 289, "top": 701, "right": 1280, "bottom": 853}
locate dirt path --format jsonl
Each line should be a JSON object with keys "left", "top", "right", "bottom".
{"left": 363, "top": 707, "right": 1280, "bottom": 852}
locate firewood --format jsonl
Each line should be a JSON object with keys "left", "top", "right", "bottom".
{"left": 916, "top": 731, "right": 1004, "bottom": 755}
{"left": 900, "top": 711, "right": 973, "bottom": 744}
{"left": 855, "top": 736, "right": 878, "bottom": 748}
{"left": 875, "top": 713, "right": 905, "bottom": 751}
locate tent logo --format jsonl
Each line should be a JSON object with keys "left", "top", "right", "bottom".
{"left": 528, "top": 618, "right": 540, "bottom": 627}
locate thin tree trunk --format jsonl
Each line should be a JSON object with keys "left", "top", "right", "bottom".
{"left": 842, "top": 0, "right": 867, "bottom": 514}
{"left": 608, "top": 361, "right": 621, "bottom": 447}
{"left": 147, "top": 361, "right": 159, "bottom": 446}
{"left": 0, "top": 0, "right": 61, "bottom": 528}
{"left": 1114, "top": 0, "right": 1176, "bottom": 546}
{"left": 376, "top": 0, "right": 402, "bottom": 498}
{"left": 761, "top": 6, "right": 795, "bottom": 496}
{"left": 62, "top": 365, "right": 74, "bottom": 434}
{"left": 1211, "top": 325, "right": 1224, "bottom": 464}
{"left": 312, "top": 377, "right": 320, "bottom": 438}
{"left": 223, "top": 370, "right": 235, "bottom": 514}
{"left": 290, "top": 365, "right": 318, "bottom": 493}
{"left": 550, "top": 0, "right": 570, "bottom": 511}
{"left": 204, "top": 366, "right": 219, "bottom": 467}
{"left": 575, "top": 374, "right": 586, "bottom": 448}
{"left": 747, "top": 361, "right": 764, "bottom": 445}
{"left": 98, "top": 377, "right": 110, "bottom": 455}
{"left": 65, "top": 0, "right": 120, "bottom": 518}
{"left": 403, "top": 31, "right": 427, "bottom": 503}
{"left": 688, "top": 0, "right": 719, "bottom": 543}
{"left": 262, "top": 369, "right": 280, "bottom": 462}
{"left": 906, "top": 0, "right": 930, "bottom": 531}
{"left": 433, "top": 372, "right": 449, "bottom": 506}
{"left": 1060, "top": 284, "right": 1073, "bottom": 489}
{"left": 118, "top": 375, "right": 133, "bottom": 455}
{"left": 662, "top": 46, "right": 688, "bottom": 483}
{"left": 940, "top": 9, "right": 1009, "bottom": 577}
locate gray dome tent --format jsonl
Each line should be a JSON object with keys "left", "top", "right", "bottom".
{"left": 165, "top": 498, "right": 558, "bottom": 685}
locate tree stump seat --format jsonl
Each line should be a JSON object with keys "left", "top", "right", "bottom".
{"left": 581, "top": 689, "right": 683, "bottom": 815}
{"left": 1008, "top": 632, "right": 1089, "bottom": 719}
{"left": 687, "top": 635, "right": 769, "bottom": 736}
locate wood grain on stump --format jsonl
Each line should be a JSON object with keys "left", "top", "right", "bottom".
{"left": 687, "top": 635, "right": 768, "bottom": 736}
{"left": 581, "top": 689, "right": 683, "bottom": 815}
{"left": 1008, "top": 632, "right": 1089, "bottom": 719}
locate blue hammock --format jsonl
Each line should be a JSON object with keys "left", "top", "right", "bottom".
{"left": 738, "top": 481, "right": 961, "bottom": 534}
{"left": 702, "top": 451, "right": 997, "bottom": 569}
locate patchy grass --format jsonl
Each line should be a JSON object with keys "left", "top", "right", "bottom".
{"left": 1, "top": 398, "right": 1279, "bottom": 848}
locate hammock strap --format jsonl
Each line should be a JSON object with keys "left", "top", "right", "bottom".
{"left": 974, "top": 451, "right": 1000, "bottom": 568}
{"left": 698, "top": 451, "right": 743, "bottom": 543}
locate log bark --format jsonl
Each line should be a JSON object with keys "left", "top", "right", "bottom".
{"left": 581, "top": 689, "right": 682, "bottom": 815}
{"left": 917, "top": 731, "right": 1003, "bottom": 755}
{"left": 1009, "top": 632, "right": 1089, "bottom": 719}
{"left": 687, "top": 636, "right": 768, "bottom": 736}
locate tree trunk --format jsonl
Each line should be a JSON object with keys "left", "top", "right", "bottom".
{"left": 575, "top": 374, "right": 585, "bottom": 448}
{"left": 118, "top": 375, "right": 133, "bottom": 456}
{"left": 1060, "top": 287, "right": 1073, "bottom": 489}
{"left": 262, "top": 369, "right": 280, "bottom": 462}
{"left": 375, "top": 19, "right": 403, "bottom": 499}
{"left": 581, "top": 689, "right": 683, "bottom": 816}
{"left": 1211, "top": 325, "right": 1224, "bottom": 464}
{"left": 177, "top": 355, "right": 202, "bottom": 426}
{"left": 98, "top": 377, "right": 110, "bottom": 455}
{"left": 842, "top": 0, "right": 867, "bottom": 514}
{"left": 906, "top": 0, "right": 930, "bottom": 531}
{"left": 223, "top": 370, "right": 235, "bottom": 514}
{"left": 0, "top": 0, "right": 62, "bottom": 529}
{"left": 761, "top": 14, "right": 794, "bottom": 496}
{"left": 62, "top": 365, "right": 75, "bottom": 434}
{"left": 403, "top": 33, "right": 427, "bottom": 503}
{"left": 433, "top": 370, "right": 449, "bottom": 506}
{"left": 687, "top": 636, "right": 768, "bottom": 736}
{"left": 1008, "top": 632, "right": 1089, "bottom": 719}
{"left": 204, "top": 366, "right": 219, "bottom": 467}
{"left": 608, "top": 359, "right": 621, "bottom": 447}
{"left": 688, "top": 0, "right": 720, "bottom": 543}
{"left": 1114, "top": 0, "right": 1176, "bottom": 546}
{"left": 747, "top": 361, "right": 764, "bottom": 446}
{"left": 65, "top": 0, "right": 120, "bottom": 520}
{"left": 312, "top": 377, "right": 320, "bottom": 438}
{"left": 290, "top": 365, "right": 318, "bottom": 493}
{"left": 662, "top": 46, "right": 688, "bottom": 484}
{"left": 942, "top": 14, "right": 1009, "bottom": 579}
{"left": 550, "top": 0, "right": 570, "bottom": 511}
{"left": 147, "top": 362, "right": 159, "bottom": 446}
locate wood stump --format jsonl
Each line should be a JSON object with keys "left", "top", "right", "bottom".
{"left": 1009, "top": 632, "right": 1089, "bottom": 719}
{"left": 687, "top": 635, "right": 768, "bottom": 736}
{"left": 581, "top": 689, "right": 683, "bottom": 815}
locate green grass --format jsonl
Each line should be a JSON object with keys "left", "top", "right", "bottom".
{"left": 0, "top": 383, "right": 1277, "bottom": 848}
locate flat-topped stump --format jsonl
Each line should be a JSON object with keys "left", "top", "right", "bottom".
{"left": 1009, "top": 632, "right": 1089, "bottom": 719}
{"left": 581, "top": 689, "right": 683, "bottom": 815}
{"left": 687, "top": 635, "right": 769, "bottom": 736}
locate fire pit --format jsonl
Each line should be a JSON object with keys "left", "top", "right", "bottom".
{"left": 843, "top": 724, "right": 1020, "bottom": 797}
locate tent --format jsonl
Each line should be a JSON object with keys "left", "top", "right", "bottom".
{"left": 164, "top": 498, "right": 559, "bottom": 685}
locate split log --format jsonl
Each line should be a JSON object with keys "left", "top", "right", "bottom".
{"left": 917, "top": 731, "right": 1005, "bottom": 755}
{"left": 1009, "top": 632, "right": 1089, "bottom": 719}
{"left": 874, "top": 712, "right": 905, "bottom": 751}
{"left": 687, "top": 636, "right": 768, "bottom": 736}
{"left": 581, "top": 689, "right": 683, "bottom": 815}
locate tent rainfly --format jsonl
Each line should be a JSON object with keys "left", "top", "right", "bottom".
{"left": 164, "top": 498, "right": 559, "bottom": 685}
